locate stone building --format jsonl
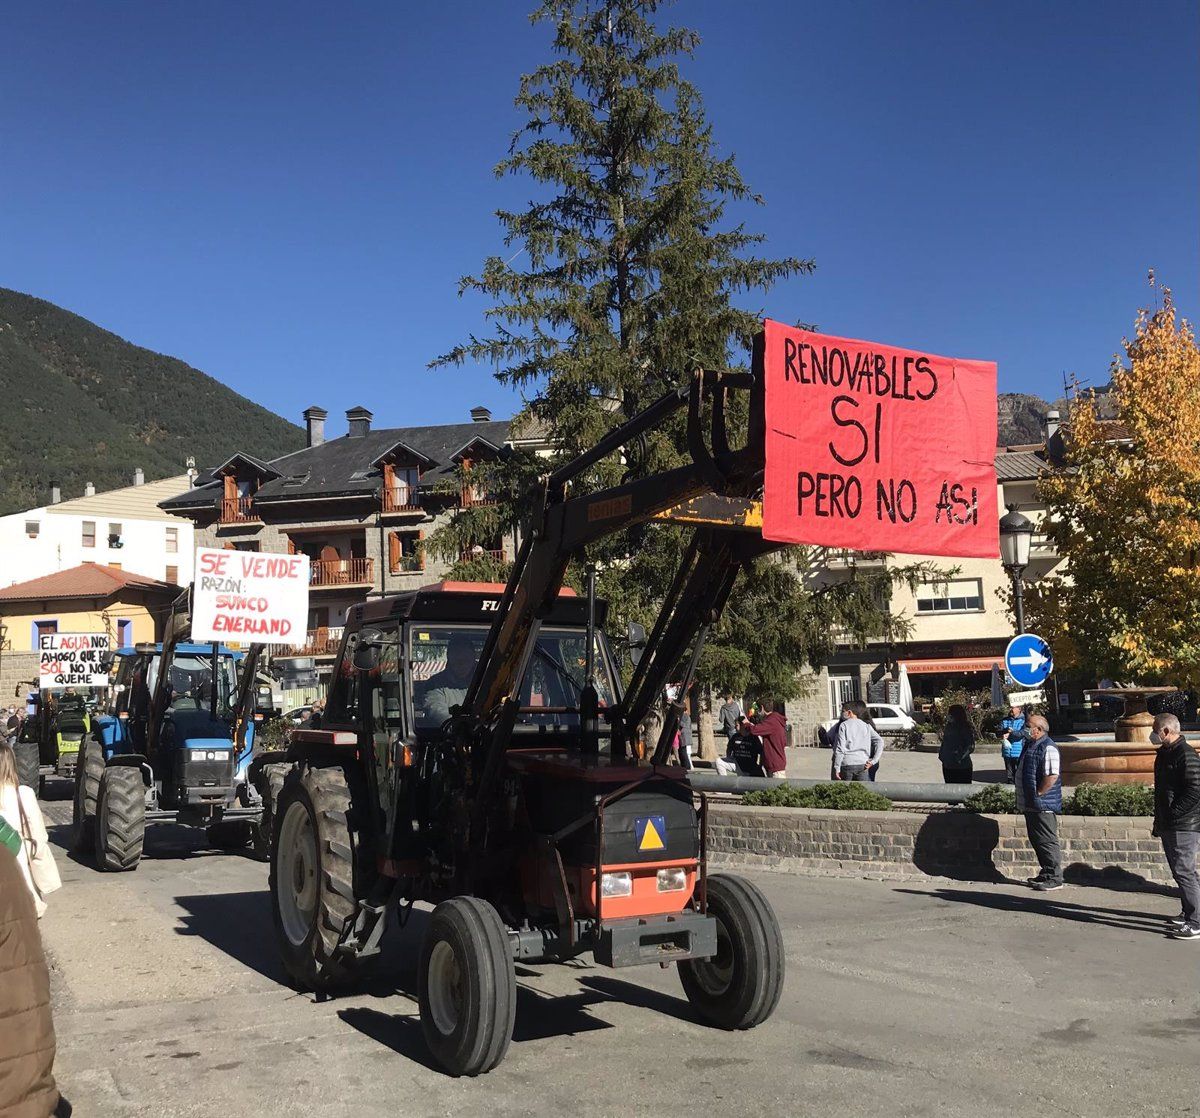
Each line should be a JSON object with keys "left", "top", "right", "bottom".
{"left": 159, "top": 404, "right": 539, "bottom": 683}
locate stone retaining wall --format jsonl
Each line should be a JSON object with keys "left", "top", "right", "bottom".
{"left": 707, "top": 804, "right": 1173, "bottom": 886}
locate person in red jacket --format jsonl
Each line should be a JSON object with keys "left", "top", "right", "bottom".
{"left": 740, "top": 701, "right": 789, "bottom": 778}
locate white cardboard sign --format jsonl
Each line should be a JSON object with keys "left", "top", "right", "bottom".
{"left": 192, "top": 548, "right": 310, "bottom": 646}
{"left": 39, "top": 632, "right": 110, "bottom": 688}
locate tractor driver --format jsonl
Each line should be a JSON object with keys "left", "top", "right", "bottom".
{"left": 421, "top": 633, "right": 480, "bottom": 727}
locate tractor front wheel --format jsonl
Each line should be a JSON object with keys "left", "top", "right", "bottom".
{"left": 94, "top": 765, "right": 146, "bottom": 872}
{"left": 15, "top": 742, "right": 40, "bottom": 792}
{"left": 73, "top": 739, "right": 106, "bottom": 853}
{"left": 678, "top": 873, "right": 784, "bottom": 1030}
{"left": 418, "top": 897, "right": 516, "bottom": 1077}
{"left": 253, "top": 762, "right": 292, "bottom": 862}
{"left": 270, "top": 765, "right": 362, "bottom": 991}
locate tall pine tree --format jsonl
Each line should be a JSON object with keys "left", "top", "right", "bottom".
{"left": 432, "top": 0, "right": 929, "bottom": 751}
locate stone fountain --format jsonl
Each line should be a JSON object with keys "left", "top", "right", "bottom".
{"left": 1057, "top": 687, "right": 1176, "bottom": 785}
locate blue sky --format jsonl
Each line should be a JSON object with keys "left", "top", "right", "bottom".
{"left": 3, "top": 0, "right": 1196, "bottom": 435}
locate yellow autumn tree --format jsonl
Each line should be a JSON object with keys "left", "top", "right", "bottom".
{"left": 1025, "top": 277, "right": 1200, "bottom": 682}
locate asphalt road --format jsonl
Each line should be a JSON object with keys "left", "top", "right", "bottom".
{"left": 36, "top": 787, "right": 1200, "bottom": 1118}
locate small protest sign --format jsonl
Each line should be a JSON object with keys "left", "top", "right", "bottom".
{"left": 760, "top": 320, "right": 999, "bottom": 558}
{"left": 39, "top": 632, "right": 110, "bottom": 689}
{"left": 192, "top": 548, "right": 310, "bottom": 646}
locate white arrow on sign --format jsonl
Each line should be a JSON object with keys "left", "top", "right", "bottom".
{"left": 1008, "top": 648, "right": 1049, "bottom": 673}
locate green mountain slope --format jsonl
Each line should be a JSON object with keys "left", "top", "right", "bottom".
{"left": 0, "top": 289, "right": 303, "bottom": 514}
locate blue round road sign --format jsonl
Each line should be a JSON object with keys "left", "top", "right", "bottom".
{"left": 1005, "top": 634, "right": 1053, "bottom": 688}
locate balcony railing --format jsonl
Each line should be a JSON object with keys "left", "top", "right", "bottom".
{"left": 219, "top": 496, "right": 259, "bottom": 524}
{"left": 310, "top": 557, "right": 374, "bottom": 587}
{"left": 822, "top": 549, "right": 887, "bottom": 570}
{"left": 382, "top": 485, "right": 422, "bottom": 513}
{"left": 459, "top": 548, "right": 506, "bottom": 564}
{"left": 271, "top": 626, "right": 345, "bottom": 658}
{"left": 460, "top": 488, "right": 498, "bottom": 508}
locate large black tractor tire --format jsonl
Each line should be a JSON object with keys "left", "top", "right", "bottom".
{"left": 15, "top": 742, "right": 40, "bottom": 791}
{"left": 253, "top": 762, "right": 292, "bottom": 862}
{"left": 72, "top": 739, "right": 106, "bottom": 853}
{"left": 418, "top": 897, "right": 516, "bottom": 1077}
{"left": 678, "top": 873, "right": 785, "bottom": 1030}
{"left": 94, "top": 765, "right": 146, "bottom": 872}
{"left": 270, "top": 765, "right": 363, "bottom": 991}
{"left": 206, "top": 818, "right": 255, "bottom": 851}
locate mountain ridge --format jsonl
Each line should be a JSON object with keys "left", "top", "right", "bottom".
{"left": 0, "top": 288, "right": 303, "bottom": 515}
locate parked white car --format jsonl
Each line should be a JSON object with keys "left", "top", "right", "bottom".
{"left": 820, "top": 702, "right": 917, "bottom": 739}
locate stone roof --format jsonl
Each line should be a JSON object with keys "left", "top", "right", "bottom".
{"left": 160, "top": 419, "right": 514, "bottom": 512}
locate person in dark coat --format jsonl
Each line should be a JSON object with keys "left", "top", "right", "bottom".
{"left": 938, "top": 704, "right": 976, "bottom": 784}
{"left": 740, "top": 701, "right": 789, "bottom": 778}
{"left": 0, "top": 813, "right": 66, "bottom": 1117}
{"left": 1151, "top": 712, "right": 1200, "bottom": 939}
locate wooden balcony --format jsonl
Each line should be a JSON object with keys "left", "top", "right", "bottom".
{"left": 271, "top": 626, "right": 345, "bottom": 658}
{"left": 459, "top": 548, "right": 506, "bottom": 564}
{"left": 310, "top": 557, "right": 374, "bottom": 588}
{"left": 219, "top": 496, "right": 259, "bottom": 524}
{"left": 460, "top": 488, "right": 498, "bottom": 508}
{"left": 382, "top": 485, "right": 423, "bottom": 514}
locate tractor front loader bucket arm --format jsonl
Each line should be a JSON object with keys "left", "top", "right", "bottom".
{"left": 461, "top": 366, "right": 779, "bottom": 833}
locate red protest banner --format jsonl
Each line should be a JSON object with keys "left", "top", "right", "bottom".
{"left": 759, "top": 320, "right": 999, "bottom": 558}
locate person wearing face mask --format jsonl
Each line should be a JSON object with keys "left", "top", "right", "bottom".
{"left": 1151, "top": 713, "right": 1200, "bottom": 940}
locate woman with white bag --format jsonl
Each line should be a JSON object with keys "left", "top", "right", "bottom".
{"left": 0, "top": 743, "right": 61, "bottom": 917}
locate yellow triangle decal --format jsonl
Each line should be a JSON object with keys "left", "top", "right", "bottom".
{"left": 640, "top": 819, "right": 665, "bottom": 851}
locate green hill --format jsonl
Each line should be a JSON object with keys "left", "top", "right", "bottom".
{"left": 0, "top": 289, "right": 303, "bottom": 514}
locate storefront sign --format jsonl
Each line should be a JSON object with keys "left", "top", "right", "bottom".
{"left": 760, "top": 320, "right": 999, "bottom": 558}
{"left": 192, "top": 548, "right": 310, "bottom": 644}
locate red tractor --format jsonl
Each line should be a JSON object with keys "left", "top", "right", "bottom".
{"left": 270, "top": 367, "right": 786, "bottom": 1075}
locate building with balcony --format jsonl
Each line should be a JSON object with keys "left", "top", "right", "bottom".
{"left": 159, "top": 404, "right": 535, "bottom": 680}
{"left": 792, "top": 420, "right": 1068, "bottom": 732}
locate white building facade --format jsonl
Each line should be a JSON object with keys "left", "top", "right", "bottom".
{"left": 0, "top": 474, "right": 196, "bottom": 589}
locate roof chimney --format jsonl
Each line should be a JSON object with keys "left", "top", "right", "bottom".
{"left": 470, "top": 405, "right": 492, "bottom": 423}
{"left": 50, "top": 485, "right": 61, "bottom": 505}
{"left": 346, "top": 406, "right": 373, "bottom": 438}
{"left": 1045, "top": 408, "right": 1061, "bottom": 441}
{"left": 303, "top": 405, "right": 327, "bottom": 448}
{"left": 84, "top": 481, "right": 95, "bottom": 497}
{"left": 133, "top": 467, "right": 144, "bottom": 486}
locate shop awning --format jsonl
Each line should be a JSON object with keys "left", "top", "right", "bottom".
{"left": 900, "top": 657, "right": 1004, "bottom": 675}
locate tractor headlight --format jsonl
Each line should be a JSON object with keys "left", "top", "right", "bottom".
{"left": 656, "top": 867, "right": 687, "bottom": 893}
{"left": 600, "top": 871, "right": 633, "bottom": 898}
{"left": 191, "top": 749, "right": 230, "bottom": 761}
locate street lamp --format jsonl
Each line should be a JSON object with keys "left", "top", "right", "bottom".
{"left": 999, "top": 504, "right": 1034, "bottom": 634}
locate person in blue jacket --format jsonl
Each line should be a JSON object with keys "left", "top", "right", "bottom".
{"left": 1000, "top": 703, "right": 1027, "bottom": 784}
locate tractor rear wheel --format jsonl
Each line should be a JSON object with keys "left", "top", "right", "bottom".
{"left": 94, "top": 765, "right": 145, "bottom": 872}
{"left": 418, "top": 897, "right": 516, "bottom": 1077}
{"left": 678, "top": 873, "right": 784, "bottom": 1030}
{"left": 270, "top": 765, "right": 362, "bottom": 991}
{"left": 73, "top": 739, "right": 106, "bottom": 853}
{"left": 15, "top": 742, "right": 40, "bottom": 791}
{"left": 253, "top": 762, "right": 292, "bottom": 862}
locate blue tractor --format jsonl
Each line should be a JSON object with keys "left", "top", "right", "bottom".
{"left": 72, "top": 634, "right": 279, "bottom": 870}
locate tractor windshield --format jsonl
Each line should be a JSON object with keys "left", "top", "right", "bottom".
{"left": 408, "top": 624, "right": 616, "bottom": 731}
{"left": 161, "top": 653, "right": 239, "bottom": 718}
